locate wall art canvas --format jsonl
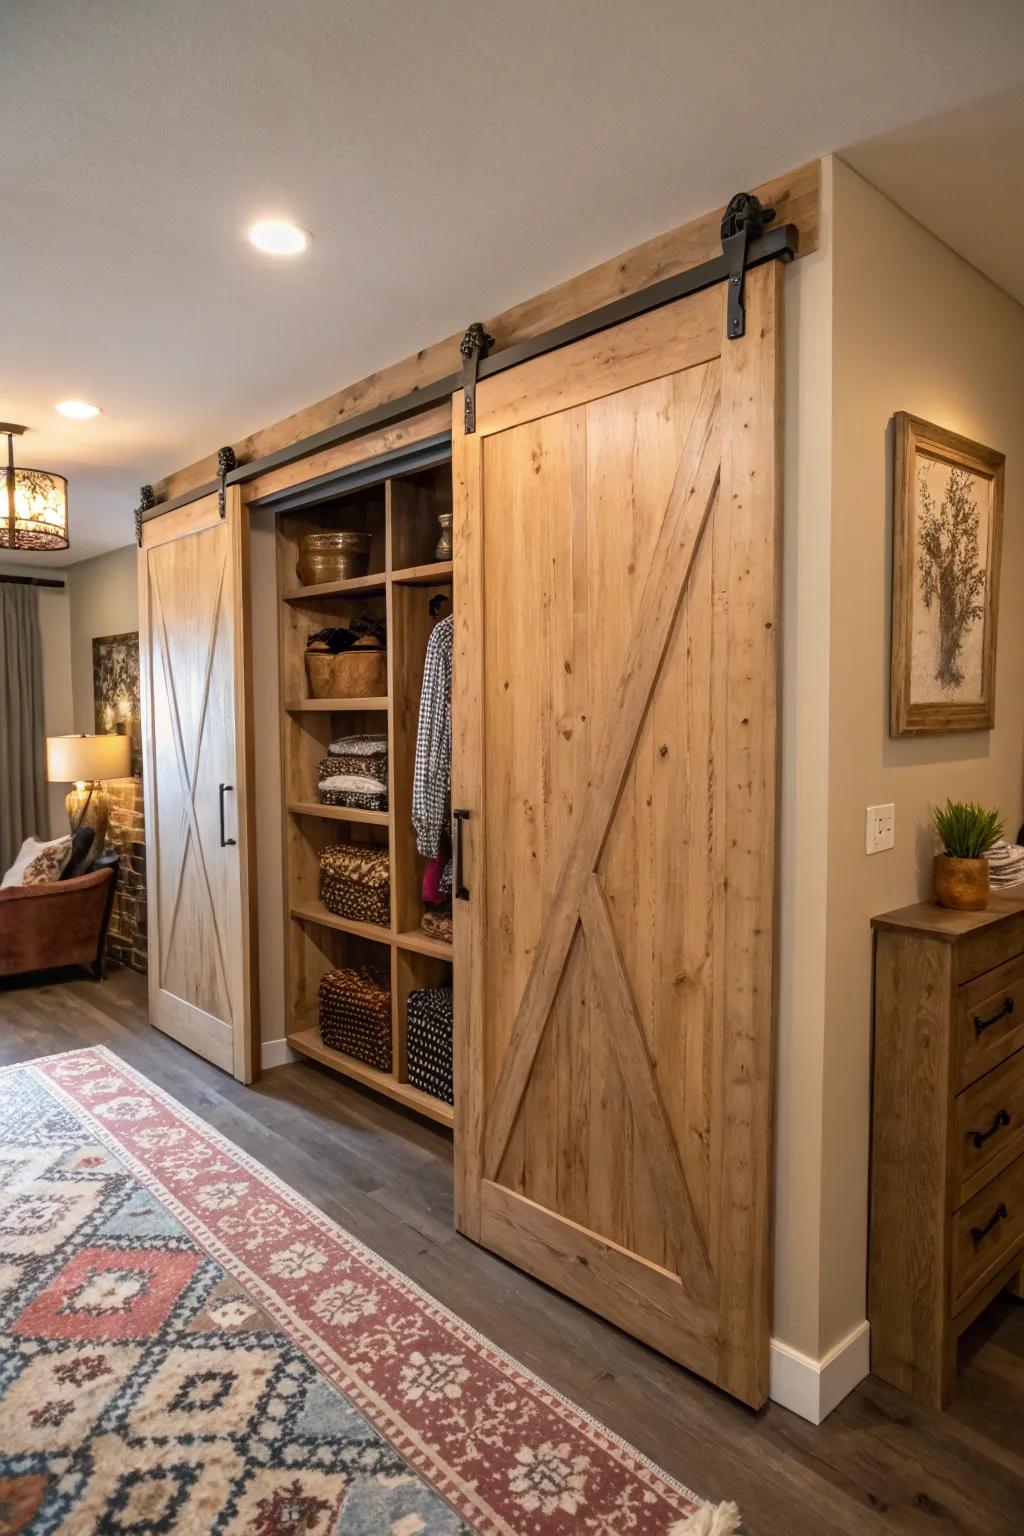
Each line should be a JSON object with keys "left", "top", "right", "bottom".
{"left": 890, "top": 414, "right": 1005, "bottom": 736}
{"left": 92, "top": 630, "right": 141, "bottom": 773}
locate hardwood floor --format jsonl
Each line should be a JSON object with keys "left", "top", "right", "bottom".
{"left": 2, "top": 966, "right": 1022, "bottom": 1535}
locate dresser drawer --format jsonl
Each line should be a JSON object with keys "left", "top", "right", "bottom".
{"left": 956, "top": 954, "right": 1024, "bottom": 1089}
{"left": 954, "top": 1051, "right": 1024, "bottom": 1202}
{"left": 951, "top": 1152, "right": 1024, "bottom": 1310}
{"left": 957, "top": 912, "right": 1024, "bottom": 985}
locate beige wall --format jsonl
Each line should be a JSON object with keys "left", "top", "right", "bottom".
{"left": 774, "top": 158, "right": 834, "bottom": 1359}
{"left": 66, "top": 545, "right": 139, "bottom": 733}
{"left": 1, "top": 563, "right": 73, "bottom": 837}
{"left": 814, "top": 161, "right": 1024, "bottom": 1357}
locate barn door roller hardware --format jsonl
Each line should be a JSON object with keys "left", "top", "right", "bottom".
{"left": 721, "top": 192, "right": 777, "bottom": 339}
{"left": 135, "top": 191, "right": 797, "bottom": 522}
{"left": 461, "top": 323, "right": 494, "bottom": 435}
{"left": 217, "top": 446, "right": 237, "bottom": 518}
{"left": 135, "top": 485, "right": 156, "bottom": 546}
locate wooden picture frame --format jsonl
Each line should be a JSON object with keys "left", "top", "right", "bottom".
{"left": 891, "top": 413, "right": 1005, "bottom": 736}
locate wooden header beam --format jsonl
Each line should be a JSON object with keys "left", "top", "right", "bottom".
{"left": 153, "top": 161, "right": 819, "bottom": 506}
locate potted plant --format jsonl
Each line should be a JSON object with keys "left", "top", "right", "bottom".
{"left": 931, "top": 800, "right": 1003, "bottom": 911}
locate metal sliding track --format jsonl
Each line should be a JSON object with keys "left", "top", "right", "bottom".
{"left": 137, "top": 193, "right": 797, "bottom": 538}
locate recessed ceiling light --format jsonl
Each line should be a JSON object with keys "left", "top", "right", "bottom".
{"left": 56, "top": 399, "right": 100, "bottom": 419}
{"left": 247, "top": 219, "right": 313, "bottom": 256}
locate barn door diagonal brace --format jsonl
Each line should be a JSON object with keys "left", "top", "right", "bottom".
{"left": 461, "top": 322, "right": 494, "bottom": 435}
{"left": 721, "top": 191, "right": 776, "bottom": 339}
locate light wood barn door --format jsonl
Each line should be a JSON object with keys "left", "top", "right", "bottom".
{"left": 453, "top": 262, "right": 782, "bottom": 1407}
{"left": 139, "top": 488, "right": 256, "bottom": 1081}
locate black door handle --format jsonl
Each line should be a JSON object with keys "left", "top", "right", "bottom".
{"left": 453, "top": 809, "right": 470, "bottom": 901}
{"left": 219, "top": 783, "right": 237, "bottom": 847}
{"left": 974, "top": 998, "right": 1013, "bottom": 1037}
{"left": 969, "top": 1109, "right": 1011, "bottom": 1150}
{"left": 970, "top": 1202, "right": 1008, "bottom": 1245}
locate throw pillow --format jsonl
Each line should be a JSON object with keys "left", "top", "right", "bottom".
{"left": 60, "top": 824, "right": 97, "bottom": 881}
{"left": 1, "top": 835, "right": 74, "bottom": 890}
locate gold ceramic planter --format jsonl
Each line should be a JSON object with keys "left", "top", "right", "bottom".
{"left": 933, "top": 854, "right": 990, "bottom": 912}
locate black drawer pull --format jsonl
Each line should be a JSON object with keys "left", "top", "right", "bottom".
{"left": 970, "top": 1202, "right": 1008, "bottom": 1244}
{"left": 969, "top": 1109, "right": 1011, "bottom": 1150}
{"left": 973, "top": 997, "right": 1013, "bottom": 1037}
{"left": 219, "top": 782, "right": 237, "bottom": 848}
{"left": 452, "top": 808, "right": 470, "bottom": 901}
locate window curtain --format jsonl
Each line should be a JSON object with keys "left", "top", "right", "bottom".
{"left": 0, "top": 584, "right": 48, "bottom": 872}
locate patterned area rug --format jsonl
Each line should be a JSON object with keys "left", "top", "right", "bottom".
{"left": 0, "top": 1046, "right": 739, "bottom": 1535}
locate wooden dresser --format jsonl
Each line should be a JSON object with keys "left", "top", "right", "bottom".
{"left": 870, "top": 893, "right": 1024, "bottom": 1407}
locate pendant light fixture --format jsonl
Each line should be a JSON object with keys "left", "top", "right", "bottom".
{"left": 1, "top": 423, "right": 69, "bottom": 552}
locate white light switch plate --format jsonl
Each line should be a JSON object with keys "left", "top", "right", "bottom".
{"left": 866, "top": 803, "right": 896, "bottom": 855}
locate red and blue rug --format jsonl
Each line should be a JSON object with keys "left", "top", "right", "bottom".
{"left": 0, "top": 1046, "right": 738, "bottom": 1534}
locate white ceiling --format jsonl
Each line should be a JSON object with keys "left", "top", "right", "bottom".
{"left": 5, "top": 0, "right": 1024, "bottom": 566}
{"left": 843, "top": 82, "right": 1024, "bottom": 307}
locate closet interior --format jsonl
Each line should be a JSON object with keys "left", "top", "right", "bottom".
{"left": 275, "top": 452, "right": 455, "bottom": 1127}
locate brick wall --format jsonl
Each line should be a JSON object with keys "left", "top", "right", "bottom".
{"left": 103, "top": 776, "right": 147, "bottom": 973}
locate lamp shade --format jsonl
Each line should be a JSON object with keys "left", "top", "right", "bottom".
{"left": 46, "top": 733, "right": 130, "bottom": 783}
{"left": 2, "top": 467, "right": 69, "bottom": 552}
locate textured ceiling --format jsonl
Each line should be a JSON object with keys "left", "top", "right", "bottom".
{"left": 5, "top": 0, "right": 1024, "bottom": 564}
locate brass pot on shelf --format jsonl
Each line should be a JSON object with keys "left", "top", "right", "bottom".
{"left": 933, "top": 854, "right": 990, "bottom": 912}
{"left": 434, "top": 512, "right": 453, "bottom": 562}
{"left": 296, "top": 531, "right": 372, "bottom": 586}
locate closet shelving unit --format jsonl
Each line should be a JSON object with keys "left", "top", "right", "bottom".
{"left": 276, "top": 459, "right": 455, "bottom": 1127}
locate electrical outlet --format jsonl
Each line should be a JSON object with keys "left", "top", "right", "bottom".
{"left": 866, "top": 803, "right": 896, "bottom": 855}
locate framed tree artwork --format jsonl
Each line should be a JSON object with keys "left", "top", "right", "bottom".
{"left": 891, "top": 414, "right": 1005, "bottom": 736}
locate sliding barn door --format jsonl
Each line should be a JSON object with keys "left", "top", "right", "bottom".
{"left": 139, "top": 488, "right": 256, "bottom": 1081}
{"left": 453, "top": 262, "right": 782, "bottom": 1407}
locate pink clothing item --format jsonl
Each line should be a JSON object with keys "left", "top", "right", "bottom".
{"left": 422, "top": 853, "right": 446, "bottom": 905}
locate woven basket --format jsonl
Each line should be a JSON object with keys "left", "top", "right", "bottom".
{"left": 305, "top": 649, "right": 387, "bottom": 700}
{"left": 406, "top": 987, "right": 454, "bottom": 1105}
{"left": 319, "top": 966, "right": 391, "bottom": 1071}
{"left": 320, "top": 842, "right": 390, "bottom": 927}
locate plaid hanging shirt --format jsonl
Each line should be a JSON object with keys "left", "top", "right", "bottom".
{"left": 413, "top": 615, "right": 453, "bottom": 859}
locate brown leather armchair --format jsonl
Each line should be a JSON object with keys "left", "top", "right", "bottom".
{"left": 0, "top": 853, "right": 119, "bottom": 981}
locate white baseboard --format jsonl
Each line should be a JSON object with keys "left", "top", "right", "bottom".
{"left": 769, "top": 1320, "right": 869, "bottom": 1423}
{"left": 260, "top": 1035, "right": 298, "bottom": 1070}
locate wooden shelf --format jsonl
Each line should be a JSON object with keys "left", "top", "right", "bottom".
{"left": 285, "top": 696, "right": 388, "bottom": 712}
{"left": 290, "top": 900, "right": 391, "bottom": 946}
{"left": 392, "top": 560, "right": 453, "bottom": 586}
{"left": 287, "top": 800, "right": 389, "bottom": 826}
{"left": 283, "top": 571, "right": 387, "bottom": 602}
{"left": 278, "top": 457, "right": 455, "bottom": 1133}
{"left": 396, "top": 927, "right": 453, "bottom": 960}
{"left": 290, "top": 901, "right": 453, "bottom": 963}
{"left": 287, "top": 1027, "right": 454, "bottom": 1128}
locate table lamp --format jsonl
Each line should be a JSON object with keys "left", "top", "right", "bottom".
{"left": 46, "top": 733, "right": 131, "bottom": 851}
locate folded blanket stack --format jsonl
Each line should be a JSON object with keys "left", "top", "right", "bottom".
{"left": 406, "top": 987, "right": 454, "bottom": 1105}
{"left": 317, "top": 733, "right": 388, "bottom": 810}
{"left": 985, "top": 840, "right": 1024, "bottom": 889}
